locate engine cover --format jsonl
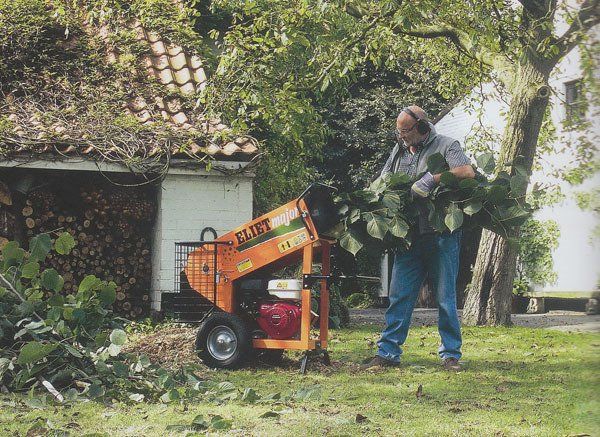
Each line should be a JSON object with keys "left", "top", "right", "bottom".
{"left": 256, "top": 300, "right": 301, "bottom": 340}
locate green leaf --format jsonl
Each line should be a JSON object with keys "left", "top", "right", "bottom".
{"left": 439, "top": 171, "right": 458, "bottom": 186}
{"left": 129, "top": 393, "right": 144, "bottom": 402}
{"left": 444, "top": 204, "right": 464, "bottom": 232}
{"left": 108, "top": 343, "right": 122, "bottom": 356}
{"left": 95, "top": 332, "right": 108, "bottom": 347}
{"left": 99, "top": 284, "right": 116, "bottom": 306}
{"left": 337, "top": 204, "right": 349, "bottom": 216}
{"left": 17, "top": 341, "right": 57, "bottom": 364}
{"left": 348, "top": 208, "right": 361, "bottom": 224}
{"left": 47, "top": 295, "right": 64, "bottom": 306}
{"left": 499, "top": 205, "right": 530, "bottom": 226}
{"left": 47, "top": 307, "right": 62, "bottom": 322}
{"left": 112, "top": 361, "right": 129, "bottom": 378}
{"left": 55, "top": 232, "right": 76, "bottom": 255}
{"left": 78, "top": 275, "right": 101, "bottom": 293}
{"left": 21, "top": 262, "right": 40, "bottom": 279}
{"left": 488, "top": 185, "right": 509, "bottom": 204}
{"left": 88, "top": 384, "right": 105, "bottom": 398}
{"left": 293, "top": 385, "right": 322, "bottom": 401}
{"left": 381, "top": 192, "right": 402, "bottom": 210}
{"left": 387, "top": 173, "right": 411, "bottom": 188}
{"left": 459, "top": 178, "right": 479, "bottom": 189}
{"left": 210, "top": 416, "right": 232, "bottom": 430}
{"left": 259, "top": 411, "right": 280, "bottom": 419}
{"left": 365, "top": 213, "right": 389, "bottom": 240}
{"left": 339, "top": 230, "right": 363, "bottom": 256}
{"left": 28, "top": 234, "right": 51, "bottom": 262}
{"left": 509, "top": 174, "right": 528, "bottom": 196}
{"left": 40, "top": 269, "right": 63, "bottom": 292}
{"left": 426, "top": 153, "right": 446, "bottom": 174}
{"left": 241, "top": 388, "right": 259, "bottom": 403}
{"left": 388, "top": 216, "right": 409, "bottom": 238}
{"left": 463, "top": 201, "right": 483, "bottom": 216}
{"left": 191, "top": 414, "right": 208, "bottom": 430}
{"left": 2, "top": 241, "right": 25, "bottom": 265}
{"left": 63, "top": 343, "right": 83, "bottom": 358}
{"left": 476, "top": 152, "right": 496, "bottom": 174}
{"left": 368, "top": 177, "right": 386, "bottom": 194}
{"left": 351, "top": 190, "right": 378, "bottom": 204}
{"left": 160, "top": 388, "right": 180, "bottom": 403}
{"left": 109, "top": 329, "right": 127, "bottom": 346}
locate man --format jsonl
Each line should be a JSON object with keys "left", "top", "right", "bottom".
{"left": 363, "top": 105, "right": 475, "bottom": 371}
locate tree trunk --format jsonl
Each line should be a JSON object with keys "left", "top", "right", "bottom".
{"left": 463, "top": 60, "right": 552, "bottom": 326}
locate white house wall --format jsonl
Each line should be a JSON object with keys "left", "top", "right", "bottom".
{"left": 150, "top": 172, "right": 253, "bottom": 310}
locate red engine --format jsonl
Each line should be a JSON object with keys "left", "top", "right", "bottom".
{"left": 256, "top": 300, "right": 302, "bottom": 339}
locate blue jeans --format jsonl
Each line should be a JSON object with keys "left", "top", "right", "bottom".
{"left": 377, "top": 231, "right": 462, "bottom": 362}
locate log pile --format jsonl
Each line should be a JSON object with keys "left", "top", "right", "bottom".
{"left": 19, "top": 178, "right": 156, "bottom": 318}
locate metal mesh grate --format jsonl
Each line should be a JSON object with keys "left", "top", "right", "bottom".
{"left": 175, "top": 242, "right": 216, "bottom": 299}
{"left": 171, "top": 241, "right": 219, "bottom": 322}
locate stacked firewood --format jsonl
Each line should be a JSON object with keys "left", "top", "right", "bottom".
{"left": 22, "top": 182, "right": 155, "bottom": 318}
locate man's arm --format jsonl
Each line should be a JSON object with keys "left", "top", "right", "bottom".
{"left": 411, "top": 140, "right": 474, "bottom": 198}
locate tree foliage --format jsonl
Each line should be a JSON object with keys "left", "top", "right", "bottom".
{"left": 514, "top": 219, "right": 560, "bottom": 294}
{"left": 197, "top": 0, "right": 479, "bottom": 214}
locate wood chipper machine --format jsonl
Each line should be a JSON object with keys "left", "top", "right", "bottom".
{"left": 174, "top": 183, "right": 342, "bottom": 371}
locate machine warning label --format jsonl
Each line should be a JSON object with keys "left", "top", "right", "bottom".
{"left": 277, "top": 232, "right": 307, "bottom": 254}
{"left": 236, "top": 258, "right": 253, "bottom": 273}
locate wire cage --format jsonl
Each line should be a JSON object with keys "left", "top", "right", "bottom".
{"left": 172, "top": 241, "right": 219, "bottom": 322}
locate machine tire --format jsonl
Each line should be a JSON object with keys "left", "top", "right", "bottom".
{"left": 195, "top": 312, "right": 251, "bottom": 369}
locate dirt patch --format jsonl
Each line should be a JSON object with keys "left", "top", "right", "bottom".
{"left": 124, "top": 324, "right": 199, "bottom": 369}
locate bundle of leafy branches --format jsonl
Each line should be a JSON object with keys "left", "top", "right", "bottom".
{"left": 325, "top": 152, "right": 532, "bottom": 256}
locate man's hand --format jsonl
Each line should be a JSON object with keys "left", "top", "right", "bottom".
{"left": 411, "top": 172, "right": 436, "bottom": 198}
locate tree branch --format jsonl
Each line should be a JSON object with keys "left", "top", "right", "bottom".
{"left": 391, "top": 24, "right": 513, "bottom": 74}
{"left": 552, "top": 0, "right": 600, "bottom": 62}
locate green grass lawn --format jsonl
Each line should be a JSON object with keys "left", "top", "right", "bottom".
{"left": 1, "top": 324, "right": 598, "bottom": 436}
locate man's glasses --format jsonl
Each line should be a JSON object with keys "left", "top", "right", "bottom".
{"left": 395, "top": 123, "right": 417, "bottom": 136}
{"left": 395, "top": 122, "right": 417, "bottom": 142}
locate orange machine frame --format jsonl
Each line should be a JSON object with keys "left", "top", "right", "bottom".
{"left": 184, "top": 193, "right": 333, "bottom": 352}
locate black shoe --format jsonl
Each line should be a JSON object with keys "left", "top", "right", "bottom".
{"left": 442, "top": 357, "right": 462, "bottom": 371}
{"left": 360, "top": 355, "right": 400, "bottom": 370}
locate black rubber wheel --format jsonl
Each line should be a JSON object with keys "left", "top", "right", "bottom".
{"left": 195, "top": 312, "right": 251, "bottom": 369}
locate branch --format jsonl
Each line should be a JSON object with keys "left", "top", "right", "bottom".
{"left": 552, "top": 0, "right": 600, "bottom": 62}
{"left": 391, "top": 24, "right": 513, "bottom": 73}
{"left": 0, "top": 272, "right": 45, "bottom": 322}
